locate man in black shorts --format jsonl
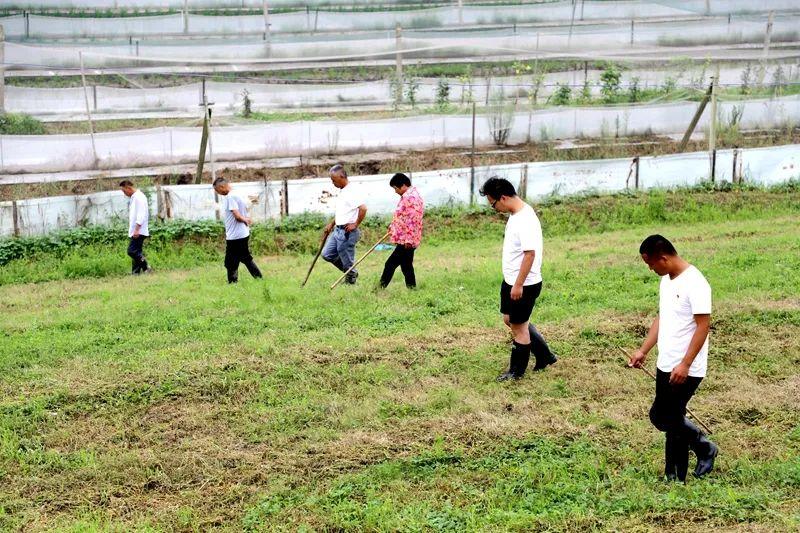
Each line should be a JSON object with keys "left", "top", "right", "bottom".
{"left": 481, "top": 177, "right": 557, "bottom": 381}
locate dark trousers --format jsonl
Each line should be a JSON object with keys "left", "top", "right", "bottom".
{"left": 127, "top": 236, "right": 149, "bottom": 274}
{"left": 225, "top": 236, "right": 262, "bottom": 283}
{"left": 380, "top": 245, "right": 416, "bottom": 288}
{"left": 650, "top": 369, "right": 707, "bottom": 480}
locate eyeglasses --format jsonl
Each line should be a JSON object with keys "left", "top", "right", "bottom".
{"left": 490, "top": 198, "right": 499, "bottom": 209}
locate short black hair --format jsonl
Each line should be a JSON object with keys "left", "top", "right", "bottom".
{"left": 119, "top": 180, "right": 134, "bottom": 187}
{"left": 479, "top": 177, "right": 516, "bottom": 199}
{"left": 389, "top": 172, "right": 411, "bottom": 188}
{"left": 639, "top": 234, "right": 677, "bottom": 257}
{"left": 212, "top": 177, "right": 228, "bottom": 187}
{"left": 329, "top": 164, "right": 347, "bottom": 178}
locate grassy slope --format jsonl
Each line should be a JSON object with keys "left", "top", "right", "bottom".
{"left": 0, "top": 190, "right": 798, "bottom": 531}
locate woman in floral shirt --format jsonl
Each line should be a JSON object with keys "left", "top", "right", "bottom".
{"left": 380, "top": 173, "right": 424, "bottom": 289}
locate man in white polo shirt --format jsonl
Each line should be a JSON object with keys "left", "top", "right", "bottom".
{"left": 322, "top": 164, "right": 367, "bottom": 285}
{"left": 629, "top": 234, "right": 718, "bottom": 482}
{"left": 212, "top": 178, "right": 263, "bottom": 284}
{"left": 480, "top": 177, "right": 557, "bottom": 381}
{"left": 119, "top": 180, "right": 151, "bottom": 275}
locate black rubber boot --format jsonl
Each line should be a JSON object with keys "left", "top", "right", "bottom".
{"left": 496, "top": 342, "right": 529, "bottom": 382}
{"left": 529, "top": 324, "right": 557, "bottom": 370}
{"left": 692, "top": 434, "right": 719, "bottom": 478}
{"left": 664, "top": 433, "right": 678, "bottom": 482}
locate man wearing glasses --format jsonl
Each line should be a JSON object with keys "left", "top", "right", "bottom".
{"left": 480, "top": 177, "right": 557, "bottom": 381}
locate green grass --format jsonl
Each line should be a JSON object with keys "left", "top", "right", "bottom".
{"left": 0, "top": 187, "right": 798, "bottom": 531}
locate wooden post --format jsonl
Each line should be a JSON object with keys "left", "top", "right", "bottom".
{"left": 678, "top": 81, "right": 714, "bottom": 152}
{"left": 11, "top": 199, "right": 19, "bottom": 237}
{"left": 263, "top": 0, "right": 271, "bottom": 51}
{"left": 710, "top": 149, "right": 717, "bottom": 183}
{"left": 485, "top": 76, "right": 491, "bottom": 106}
{"left": 205, "top": 103, "right": 215, "bottom": 183}
{"left": 630, "top": 19, "right": 635, "bottom": 45}
{"left": 183, "top": 0, "right": 188, "bottom": 34}
{"left": 470, "top": 102, "right": 476, "bottom": 205}
{"left": 732, "top": 147, "right": 739, "bottom": 184}
{"left": 281, "top": 177, "right": 289, "bottom": 216}
{"left": 0, "top": 25, "right": 4, "bottom": 113}
{"left": 395, "top": 24, "right": 403, "bottom": 106}
{"left": 195, "top": 87, "right": 209, "bottom": 183}
{"left": 92, "top": 84, "right": 97, "bottom": 111}
{"left": 519, "top": 163, "right": 529, "bottom": 199}
{"left": 634, "top": 156, "right": 640, "bottom": 189}
{"left": 709, "top": 68, "right": 719, "bottom": 180}
{"left": 759, "top": 11, "right": 774, "bottom": 86}
{"left": 78, "top": 52, "right": 99, "bottom": 168}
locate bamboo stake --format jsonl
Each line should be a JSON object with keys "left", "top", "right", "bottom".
{"left": 330, "top": 231, "right": 390, "bottom": 290}
{"left": 617, "top": 346, "right": 713, "bottom": 435}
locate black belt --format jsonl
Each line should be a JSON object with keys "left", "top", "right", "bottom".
{"left": 336, "top": 224, "right": 349, "bottom": 229}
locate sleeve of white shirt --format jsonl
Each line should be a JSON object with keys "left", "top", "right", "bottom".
{"left": 134, "top": 194, "right": 147, "bottom": 225}
{"left": 689, "top": 275, "right": 712, "bottom": 315}
{"left": 226, "top": 196, "right": 237, "bottom": 212}
{"left": 517, "top": 212, "right": 541, "bottom": 252}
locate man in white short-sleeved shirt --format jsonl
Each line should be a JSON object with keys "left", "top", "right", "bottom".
{"left": 119, "top": 180, "right": 152, "bottom": 275}
{"left": 213, "top": 178, "right": 263, "bottom": 284}
{"left": 322, "top": 164, "right": 367, "bottom": 285}
{"left": 629, "top": 234, "right": 718, "bottom": 482}
{"left": 480, "top": 177, "right": 557, "bottom": 382}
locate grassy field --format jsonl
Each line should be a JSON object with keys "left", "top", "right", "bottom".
{"left": 0, "top": 189, "right": 798, "bottom": 531}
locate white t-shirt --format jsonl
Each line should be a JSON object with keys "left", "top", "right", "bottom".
{"left": 334, "top": 183, "right": 365, "bottom": 225}
{"left": 128, "top": 189, "right": 150, "bottom": 237}
{"left": 223, "top": 193, "right": 250, "bottom": 240}
{"left": 502, "top": 203, "right": 543, "bottom": 286}
{"left": 657, "top": 265, "right": 712, "bottom": 377}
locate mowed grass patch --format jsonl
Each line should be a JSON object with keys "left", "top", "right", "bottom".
{"left": 0, "top": 204, "right": 798, "bottom": 530}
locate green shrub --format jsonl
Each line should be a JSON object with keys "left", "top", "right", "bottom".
{"left": 0, "top": 113, "right": 46, "bottom": 135}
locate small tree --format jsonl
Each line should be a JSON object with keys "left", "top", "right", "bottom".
{"left": 600, "top": 63, "right": 621, "bottom": 102}
{"left": 740, "top": 63, "right": 752, "bottom": 95}
{"left": 772, "top": 64, "right": 787, "bottom": 96}
{"left": 580, "top": 79, "right": 592, "bottom": 103}
{"left": 487, "top": 87, "right": 514, "bottom": 146}
{"left": 628, "top": 76, "right": 641, "bottom": 103}
{"left": 240, "top": 89, "right": 252, "bottom": 118}
{"left": 529, "top": 71, "right": 546, "bottom": 106}
{"left": 404, "top": 69, "right": 420, "bottom": 108}
{"left": 435, "top": 79, "right": 451, "bottom": 111}
{"left": 551, "top": 83, "right": 572, "bottom": 105}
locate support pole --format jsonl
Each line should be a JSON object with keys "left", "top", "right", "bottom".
{"left": 732, "top": 147, "right": 739, "bottom": 184}
{"left": 263, "top": 0, "right": 271, "bottom": 51}
{"left": 709, "top": 68, "right": 719, "bottom": 181}
{"left": 0, "top": 25, "right": 5, "bottom": 113}
{"left": 519, "top": 163, "right": 529, "bottom": 199}
{"left": 195, "top": 79, "right": 208, "bottom": 184}
{"left": 470, "top": 102, "right": 476, "bottom": 205}
{"left": 458, "top": 0, "right": 463, "bottom": 25}
{"left": 630, "top": 19, "right": 635, "bottom": 45}
{"left": 282, "top": 177, "right": 289, "bottom": 216}
{"left": 78, "top": 52, "right": 99, "bottom": 168}
{"left": 634, "top": 156, "right": 640, "bottom": 189}
{"left": 678, "top": 81, "right": 714, "bottom": 152}
{"left": 11, "top": 199, "right": 18, "bottom": 237}
{"left": 395, "top": 24, "right": 403, "bottom": 106}
{"left": 183, "top": 0, "right": 188, "bottom": 34}
{"left": 759, "top": 11, "right": 774, "bottom": 86}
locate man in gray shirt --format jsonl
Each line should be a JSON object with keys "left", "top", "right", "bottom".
{"left": 213, "top": 178, "right": 263, "bottom": 283}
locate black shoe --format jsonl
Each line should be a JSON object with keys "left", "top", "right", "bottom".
{"left": 496, "top": 371, "right": 522, "bottom": 382}
{"left": 694, "top": 442, "right": 718, "bottom": 478}
{"left": 345, "top": 271, "right": 358, "bottom": 285}
{"left": 533, "top": 353, "right": 557, "bottom": 371}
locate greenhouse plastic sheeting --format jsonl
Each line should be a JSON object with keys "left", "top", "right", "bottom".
{"left": 162, "top": 181, "right": 280, "bottom": 222}
{"left": 9, "top": 64, "right": 784, "bottom": 118}
{"left": 2, "top": 143, "right": 800, "bottom": 239}
{"left": 3, "top": 95, "right": 800, "bottom": 173}
{"left": 11, "top": 3, "right": 706, "bottom": 39}
{"left": 12, "top": 189, "right": 154, "bottom": 238}
{"left": 7, "top": 14, "right": 798, "bottom": 69}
